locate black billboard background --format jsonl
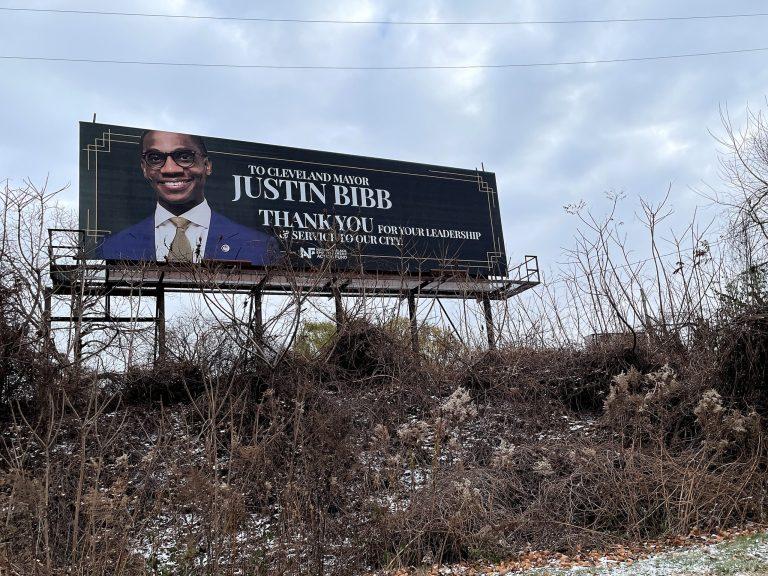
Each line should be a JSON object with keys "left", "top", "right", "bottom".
{"left": 80, "top": 122, "right": 507, "bottom": 277}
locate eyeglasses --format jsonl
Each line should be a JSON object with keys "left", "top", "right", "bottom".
{"left": 141, "top": 149, "right": 203, "bottom": 168}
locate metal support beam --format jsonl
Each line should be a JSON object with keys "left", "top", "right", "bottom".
{"left": 43, "top": 288, "right": 52, "bottom": 353}
{"left": 156, "top": 285, "right": 166, "bottom": 360}
{"left": 482, "top": 294, "right": 496, "bottom": 350}
{"left": 407, "top": 291, "right": 419, "bottom": 354}
{"left": 333, "top": 286, "right": 344, "bottom": 329}
{"left": 73, "top": 294, "right": 83, "bottom": 369}
{"left": 249, "top": 288, "right": 263, "bottom": 342}
{"left": 50, "top": 316, "right": 157, "bottom": 323}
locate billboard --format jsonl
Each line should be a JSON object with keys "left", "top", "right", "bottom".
{"left": 80, "top": 122, "right": 507, "bottom": 277}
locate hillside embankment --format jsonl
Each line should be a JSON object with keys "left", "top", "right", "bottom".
{"left": 1, "top": 312, "right": 767, "bottom": 575}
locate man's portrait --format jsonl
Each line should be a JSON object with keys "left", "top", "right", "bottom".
{"left": 97, "top": 130, "right": 278, "bottom": 266}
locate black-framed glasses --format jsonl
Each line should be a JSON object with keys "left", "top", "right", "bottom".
{"left": 142, "top": 149, "right": 203, "bottom": 168}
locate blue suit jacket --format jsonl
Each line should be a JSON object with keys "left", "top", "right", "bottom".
{"left": 97, "top": 210, "right": 279, "bottom": 266}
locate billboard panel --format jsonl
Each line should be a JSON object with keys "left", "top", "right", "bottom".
{"left": 80, "top": 122, "right": 507, "bottom": 277}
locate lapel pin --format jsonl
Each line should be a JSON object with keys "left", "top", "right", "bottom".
{"left": 221, "top": 244, "right": 230, "bottom": 253}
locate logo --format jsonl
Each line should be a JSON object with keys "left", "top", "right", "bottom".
{"left": 299, "top": 246, "right": 348, "bottom": 261}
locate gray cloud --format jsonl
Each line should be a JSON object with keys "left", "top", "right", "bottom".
{"left": 2, "top": 0, "right": 768, "bottom": 274}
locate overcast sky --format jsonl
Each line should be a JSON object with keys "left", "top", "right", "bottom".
{"left": 2, "top": 0, "right": 768, "bottom": 281}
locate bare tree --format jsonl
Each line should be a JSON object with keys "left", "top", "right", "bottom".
{"left": 712, "top": 104, "right": 768, "bottom": 293}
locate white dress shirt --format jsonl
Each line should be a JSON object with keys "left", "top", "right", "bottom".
{"left": 154, "top": 200, "right": 211, "bottom": 263}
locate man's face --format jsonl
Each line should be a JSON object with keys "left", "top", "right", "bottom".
{"left": 141, "top": 131, "right": 212, "bottom": 210}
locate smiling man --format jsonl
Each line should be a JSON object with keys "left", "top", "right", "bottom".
{"left": 98, "top": 130, "right": 278, "bottom": 265}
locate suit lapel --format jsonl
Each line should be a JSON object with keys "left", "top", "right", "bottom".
{"left": 128, "top": 216, "right": 156, "bottom": 260}
{"left": 206, "top": 211, "right": 240, "bottom": 259}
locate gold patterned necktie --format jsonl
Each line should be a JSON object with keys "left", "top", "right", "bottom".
{"left": 167, "top": 216, "right": 193, "bottom": 262}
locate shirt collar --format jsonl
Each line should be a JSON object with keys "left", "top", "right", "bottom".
{"left": 155, "top": 199, "right": 211, "bottom": 229}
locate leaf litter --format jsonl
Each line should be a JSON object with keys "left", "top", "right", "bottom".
{"left": 372, "top": 526, "right": 768, "bottom": 576}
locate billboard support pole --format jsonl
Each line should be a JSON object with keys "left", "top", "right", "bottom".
{"left": 407, "top": 291, "right": 419, "bottom": 354}
{"left": 249, "top": 288, "right": 263, "bottom": 342}
{"left": 333, "top": 284, "right": 344, "bottom": 329}
{"left": 156, "top": 280, "right": 166, "bottom": 360}
{"left": 43, "top": 287, "right": 52, "bottom": 354}
{"left": 482, "top": 294, "right": 496, "bottom": 350}
{"left": 73, "top": 246, "right": 85, "bottom": 370}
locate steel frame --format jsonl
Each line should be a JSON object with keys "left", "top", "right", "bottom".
{"left": 47, "top": 229, "right": 540, "bottom": 359}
